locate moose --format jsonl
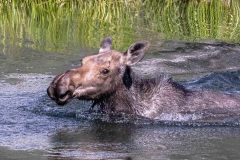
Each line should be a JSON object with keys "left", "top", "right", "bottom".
{"left": 47, "top": 37, "right": 240, "bottom": 120}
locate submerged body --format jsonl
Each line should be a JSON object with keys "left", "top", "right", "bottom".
{"left": 47, "top": 37, "right": 240, "bottom": 120}
{"left": 96, "top": 67, "right": 240, "bottom": 120}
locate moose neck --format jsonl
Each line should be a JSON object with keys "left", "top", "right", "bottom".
{"left": 100, "top": 66, "right": 167, "bottom": 114}
{"left": 99, "top": 66, "right": 190, "bottom": 117}
{"left": 100, "top": 66, "right": 136, "bottom": 114}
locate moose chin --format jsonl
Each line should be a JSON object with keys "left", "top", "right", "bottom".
{"left": 47, "top": 37, "right": 240, "bottom": 120}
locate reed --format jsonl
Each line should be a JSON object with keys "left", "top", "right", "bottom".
{"left": 0, "top": 0, "right": 239, "bottom": 53}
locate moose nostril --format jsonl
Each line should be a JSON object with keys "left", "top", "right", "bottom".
{"left": 59, "top": 92, "right": 68, "bottom": 99}
{"left": 58, "top": 90, "right": 72, "bottom": 99}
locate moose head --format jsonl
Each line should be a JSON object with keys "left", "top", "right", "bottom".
{"left": 47, "top": 37, "right": 149, "bottom": 105}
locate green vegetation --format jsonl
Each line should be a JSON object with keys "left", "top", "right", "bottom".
{"left": 0, "top": 0, "right": 240, "bottom": 53}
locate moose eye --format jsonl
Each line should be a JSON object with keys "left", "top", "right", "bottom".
{"left": 101, "top": 68, "right": 110, "bottom": 75}
{"left": 79, "top": 59, "right": 83, "bottom": 67}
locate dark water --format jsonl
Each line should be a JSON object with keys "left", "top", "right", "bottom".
{"left": 0, "top": 41, "right": 240, "bottom": 160}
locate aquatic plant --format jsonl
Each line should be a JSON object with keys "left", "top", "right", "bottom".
{"left": 0, "top": 0, "right": 239, "bottom": 53}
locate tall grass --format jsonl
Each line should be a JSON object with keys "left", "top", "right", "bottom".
{"left": 143, "top": 0, "right": 240, "bottom": 41}
{"left": 0, "top": 0, "right": 239, "bottom": 53}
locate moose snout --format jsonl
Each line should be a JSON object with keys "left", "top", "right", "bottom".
{"left": 56, "top": 86, "right": 73, "bottom": 105}
{"left": 47, "top": 85, "right": 73, "bottom": 105}
{"left": 47, "top": 85, "right": 56, "bottom": 100}
{"left": 47, "top": 72, "right": 76, "bottom": 105}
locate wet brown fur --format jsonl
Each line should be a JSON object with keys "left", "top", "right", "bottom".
{"left": 47, "top": 37, "right": 240, "bottom": 119}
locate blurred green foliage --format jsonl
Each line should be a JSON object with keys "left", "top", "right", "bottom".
{"left": 0, "top": 0, "right": 239, "bottom": 52}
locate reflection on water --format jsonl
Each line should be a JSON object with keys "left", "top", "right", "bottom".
{"left": 0, "top": 0, "right": 240, "bottom": 52}
{"left": 48, "top": 125, "right": 240, "bottom": 160}
{"left": 138, "top": 41, "right": 240, "bottom": 79}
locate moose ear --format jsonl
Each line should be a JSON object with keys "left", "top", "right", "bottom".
{"left": 99, "top": 37, "right": 112, "bottom": 53}
{"left": 124, "top": 41, "right": 149, "bottom": 65}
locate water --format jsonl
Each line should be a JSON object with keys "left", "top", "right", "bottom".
{"left": 0, "top": 41, "right": 240, "bottom": 160}
{"left": 1, "top": 1, "right": 240, "bottom": 160}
